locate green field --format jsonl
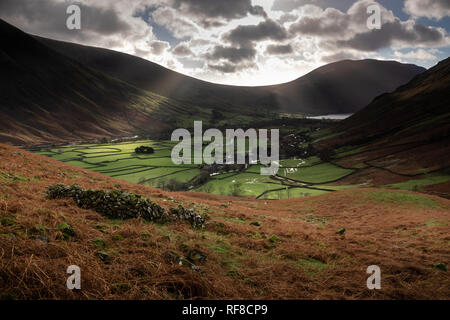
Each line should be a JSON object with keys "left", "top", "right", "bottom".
{"left": 34, "top": 140, "right": 361, "bottom": 199}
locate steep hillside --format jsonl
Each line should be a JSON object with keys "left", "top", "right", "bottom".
{"left": 0, "top": 143, "right": 449, "bottom": 299}
{"left": 314, "top": 57, "right": 450, "bottom": 195}
{"left": 38, "top": 37, "right": 425, "bottom": 115}
{"left": 0, "top": 19, "right": 206, "bottom": 145}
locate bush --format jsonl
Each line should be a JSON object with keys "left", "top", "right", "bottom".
{"left": 135, "top": 146, "right": 154, "bottom": 154}
{"left": 46, "top": 184, "right": 205, "bottom": 228}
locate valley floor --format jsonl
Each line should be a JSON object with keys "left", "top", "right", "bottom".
{"left": 0, "top": 143, "right": 449, "bottom": 299}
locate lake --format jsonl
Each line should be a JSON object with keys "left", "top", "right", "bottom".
{"left": 307, "top": 114, "right": 353, "bottom": 120}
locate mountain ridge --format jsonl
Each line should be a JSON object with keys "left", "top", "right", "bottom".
{"left": 37, "top": 35, "right": 425, "bottom": 115}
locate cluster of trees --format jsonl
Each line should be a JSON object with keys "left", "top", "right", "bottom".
{"left": 135, "top": 146, "right": 154, "bottom": 154}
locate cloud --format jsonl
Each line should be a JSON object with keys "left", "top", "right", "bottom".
{"left": 206, "top": 45, "right": 257, "bottom": 63}
{"left": 285, "top": 1, "right": 447, "bottom": 53}
{"left": 0, "top": 0, "right": 155, "bottom": 58}
{"left": 272, "top": 0, "right": 324, "bottom": 12}
{"left": 208, "top": 61, "right": 257, "bottom": 73}
{"left": 336, "top": 21, "right": 446, "bottom": 52}
{"left": 321, "top": 51, "right": 360, "bottom": 63}
{"left": 0, "top": 0, "right": 448, "bottom": 85}
{"left": 224, "top": 19, "right": 288, "bottom": 45}
{"left": 0, "top": 0, "right": 132, "bottom": 39}
{"left": 266, "top": 44, "right": 294, "bottom": 55}
{"left": 208, "top": 62, "right": 238, "bottom": 73}
{"left": 148, "top": 40, "right": 170, "bottom": 55}
{"left": 174, "top": 0, "right": 266, "bottom": 19}
{"left": 289, "top": 7, "right": 349, "bottom": 37}
{"left": 151, "top": 6, "right": 198, "bottom": 39}
{"left": 404, "top": 0, "right": 450, "bottom": 20}
{"left": 172, "top": 43, "right": 193, "bottom": 56}
{"left": 394, "top": 49, "right": 438, "bottom": 60}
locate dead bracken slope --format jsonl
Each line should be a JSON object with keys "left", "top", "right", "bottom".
{"left": 0, "top": 143, "right": 449, "bottom": 299}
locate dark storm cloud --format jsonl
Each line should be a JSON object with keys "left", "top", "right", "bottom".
{"left": 0, "top": 0, "right": 130, "bottom": 40}
{"left": 174, "top": 0, "right": 266, "bottom": 19}
{"left": 266, "top": 44, "right": 294, "bottom": 55}
{"left": 224, "top": 19, "right": 288, "bottom": 45}
{"left": 206, "top": 45, "right": 257, "bottom": 63}
{"left": 336, "top": 21, "right": 446, "bottom": 52}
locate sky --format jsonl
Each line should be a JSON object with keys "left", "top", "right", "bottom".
{"left": 1, "top": 0, "right": 449, "bottom": 86}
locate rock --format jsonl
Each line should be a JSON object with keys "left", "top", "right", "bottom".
{"left": 0, "top": 217, "right": 15, "bottom": 226}
{"left": 433, "top": 263, "right": 447, "bottom": 272}
{"left": 57, "top": 223, "right": 76, "bottom": 239}
{"left": 250, "top": 221, "right": 261, "bottom": 227}
{"left": 96, "top": 251, "right": 111, "bottom": 263}
{"left": 111, "top": 283, "right": 131, "bottom": 294}
{"left": 92, "top": 238, "right": 106, "bottom": 249}
{"left": 269, "top": 235, "right": 280, "bottom": 243}
{"left": 163, "top": 250, "right": 182, "bottom": 265}
{"left": 46, "top": 184, "right": 205, "bottom": 228}
{"left": 186, "top": 249, "right": 207, "bottom": 263}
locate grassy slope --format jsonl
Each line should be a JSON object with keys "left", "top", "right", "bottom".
{"left": 1, "top": 143, "right": 449, "bottom": 299}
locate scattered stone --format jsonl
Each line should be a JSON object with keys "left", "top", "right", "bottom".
{"left": 92, "top": 238, "right": 106, "bottom": 249}
{"left": 56, "top": 223, "right": 76, "bottom": 239}
{"left": 0, "top": 217, "right": 15, "bottom": 226}
{"left": 163, "top": 250, "right": 182, "bottom": 265}
{"left": 46, "top": 184, "right": 205, "bottom": 228}
{"left": 33, "top": 235, "right": 49, "bottom": 244}
{"left": 269, "top": 234, "right": 280, "bottom": 243}
{"left": 169, "top": 205, "right": 206, "bottom": 229}
{"left": 433, "top": 263, "right": 447, "bottom": 272}
{"left": 111, "top": 283, "right": 131, "bottom": 294}
{"left": 112, "top": 234, "right": 124, "bottom": 241}
{"left": 96, "top": 251, "right": 111, "bottom": 263}
{"left": 186, "top": 249, "right": 207, "bottom": 264}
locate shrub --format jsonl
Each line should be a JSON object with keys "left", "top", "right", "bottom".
{"left": 135, "top": 146, "right": 154, "bottom": 154}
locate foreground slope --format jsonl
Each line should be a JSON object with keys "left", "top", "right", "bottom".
{"left": 314, "top": 57, "right": 450, "bottom": 196}
{"left": 0, "top": 143, "right": 449, "bottom": 299}
{"left": 39, "top": 37, "right": 425, "bottom": 115}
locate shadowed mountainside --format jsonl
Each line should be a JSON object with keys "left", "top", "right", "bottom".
{"left": 317, "top": 57, "right": 450, "bottom": 149}
{"left": 314, "top": 57, "right": 450, "bottom": 193}
{"left": 39, "top": 36, "right": 425, "bottom": 115}
{"left": 0, "top": 19, "right": 206, "bottom": 145}
{"left": 0, "top": 18, "right": 426, "bottom": 145}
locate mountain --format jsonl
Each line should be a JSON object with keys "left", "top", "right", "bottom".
{"left": 0, "top": 19, "right": 425, "bottom": 145}
{"left": 39, "top": 36, "right": 425, "bottom": 115}
{"left": 314, "top": 57, "right": 450, "bottom": 191}
{"left": 0, "top": 19, "right": 208, "bottom": 145}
